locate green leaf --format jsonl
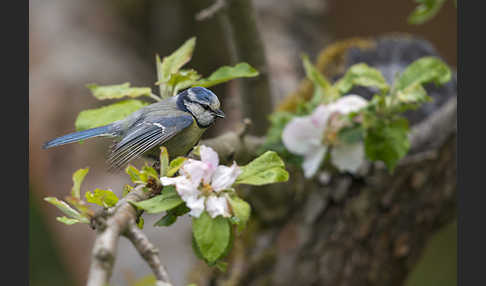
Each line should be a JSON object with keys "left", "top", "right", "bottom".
{"left": 122, "top": 184, "right": 133, "bottom": 197}
{"left": 192, "top": 63, "right": 259, "bottom": 88}
{"left": 214, "top": 261, "right": 228, "bottom": 272}
{"left": 153, "top": 203, "right": 190, "bottom": 227}
{"left": 338, "top": 125, "right": 365, "bottom": 144}
{"left": 364, "top": 117, "right": 410, "bottom": 171}
{"left": 65, "top": 196, "right": 93, "bottom": 217}
{"left": 396, "top": 84, "right": 432, "bottom": 106}
{"left": 192, "top": 232, "right": 205, "bottom": 261}
{"left": 302, "top": 54, "right": 337, "bottom": 104}
{"left": 75, "top": 99, "right": 148, "bottom": 131}
{"left": 227, "top": 194, "right": 251, "bottom": 233}
{"left": 157, "top": 37, "right": 197, "bottom": 98}
{"left": 334, "top": 63, "right": 390, "bottom": 94}
{"left": 141, "top": 165, "right": 159, "bottom": 181}
{"left": 86, "top": 82, "right": 152, "bottom": 100}
{"left": 171, "top": 203, "right": 191, "bottom": 216}
{"left": 159, "top": 147, "right": 170, "bottom": 177}
{"left": 132, "top": 275, "right": 157, "bottom": 286}
{"left": 192, "top": 211, "right": 232, "bottom": 263}
{"left": 394, "top": 56, "right": 451, "bottom": 92}
{"left": 408, "top": 0, "right": 447, "bottom": 25}
{"left": 154, "top": 213, "right": 177, "bottom": 227}
{"left": 235, "top": 151, "right": 289, "bottom": 185}
{"left": 159, "top": 69, "right": 201, "bottom": 96}
{"left": 56, "top": 216, "right": 83, "bottom": 225}
{"left": 302, "top": 54, "right": 332, "bottom": 91}
{"left": 85, "top": 189, "right": 119, "bottom": 208}
{"left": 44, "top": 197, "right": 88, "bottom": 222}
{"left": 126, "top": 164, "right": 143, "bottom": 183}
{"left": 137, "top": 217, "right": 144, "bottom": 229}
{"left": 71, "top": 168, "right": 89, "bottom": 198}
{"left": 167, "top": 157, "right": 187, "bottom": 177}
{"left": 125, "top": 164, "right": 158, "bottom": 184}
{"left": 130, "top": 186, "right": 183, "bottom": 214}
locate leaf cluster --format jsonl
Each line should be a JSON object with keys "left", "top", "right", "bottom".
{"left": 408, "top": 0, "right": 454, "bottom": 25}
{"left": 44, "top": 168, "right": 119, "bottom": 225}
{"left": 262, "top": 55, "right": 451, "bottom": 172}
{"left": 46, "top": 147, "right": 288, "bottom": 267}
{"left": 75, "top": 37, "right": 259, "bottom": 132}
{"left": 129, "top": 149, "right": 288, "bottom": 267}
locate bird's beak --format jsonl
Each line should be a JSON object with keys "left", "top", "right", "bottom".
{"left": 213, "top": 109, "right": 225, "bottom": 118}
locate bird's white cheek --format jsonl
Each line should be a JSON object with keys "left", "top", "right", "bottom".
{"left": 185, "top": 102, "right": 215, "bottom": 127}
{"left": 197, "top": 111, "right": 215, "bottom": 126}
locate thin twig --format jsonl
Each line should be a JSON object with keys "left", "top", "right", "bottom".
{"left": 237, "top": 118, "right": 252, "bottom": 139}
{"left": 198, "top": 129, "right": 265, "bottom": 165}
{"left": 195, "top": 0, "right": 226, "bottom": 21}
{"left": 124, "top": 220, "right": 172, "bottom": 285}
{"left": 82, "top": 93, "right": 456, "bottom": 285}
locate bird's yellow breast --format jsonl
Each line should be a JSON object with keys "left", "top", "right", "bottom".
{"left": 163, "top": 120, "right": 206, "bottom": 159}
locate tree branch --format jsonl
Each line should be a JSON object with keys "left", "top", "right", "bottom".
{"left": 222, "top": 0, "right": 273, "bottom": 135}
{"left": 86, "top": 183, "right": 172, "bottom": 286}
{"left": 84, "top": 93, "right": 456, "bottom": 286}
{"left": 198, "top": 120, "right": 265, "bottom": 165}
{"left": 409, "top": 95, "right": 457, "bottom": 153}
{"left": 192, "top": 99, "right": 457, "bottom": 286}
{"left": 124, "top": 220, "right": 172, "bottom": 285}
{"left": 195, "top": 0, "right": 226, "bottom": 21}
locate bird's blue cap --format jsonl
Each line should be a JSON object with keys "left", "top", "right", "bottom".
{"left": 190, "top": 86, "right": 216, "bottom": 103}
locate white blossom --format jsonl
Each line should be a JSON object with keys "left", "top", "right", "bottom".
{"left": 282, "top": 95, "right": 368, "bottom": 178}
{"left": 205, "top": 196, "right": 230, "bottom": 218}
{"left": 160, "top": 145, "right": 242, "bottom": 218}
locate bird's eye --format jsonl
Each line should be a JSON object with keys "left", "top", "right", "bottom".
{"left": 201, "top": 104, "right": 211, "bottom": 111}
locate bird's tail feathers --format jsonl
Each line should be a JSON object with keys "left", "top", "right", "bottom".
{"left": 43, "top": 125, "right": 114, "bottom": 149}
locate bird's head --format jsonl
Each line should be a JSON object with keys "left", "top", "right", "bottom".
{"left": 178, "top": 87, "right": 225, "bottom": 128}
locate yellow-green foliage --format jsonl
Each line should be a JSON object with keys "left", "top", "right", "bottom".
{"left": 277, "top": 38, "right": 375, "bottom": 112}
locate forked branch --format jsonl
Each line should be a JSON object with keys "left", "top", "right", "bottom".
{"left": 86, "top": 183, "right": 172, "bottom": 286}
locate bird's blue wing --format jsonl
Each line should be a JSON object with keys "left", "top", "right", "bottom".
{"left": 107, "top": 115, "right": 193, "bottom": 170}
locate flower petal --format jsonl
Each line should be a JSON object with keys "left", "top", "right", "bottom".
{"left": 310, "top": 105, "right": 333, "bottom": 129}
{"left": 180, "top": 159, "right": 206, "bottom": 185}
{"left": 211, "top": 162, "right": 242, "bottom": 192}
{"left": 282, "top": 117, "right": 324, "bottom": 156}
{"left": 161, "top": 176, "right": 200, "bottom": 199}
{"left": 327, "top": 94, "right": 368, "bottom": 115}
{"left": 185, "top": 196, "right": 206, "bottom": 218}
{"left": 331, "top": 142, "right": 365, "bottom": 173}
{"left": 205, "top": 196, "right": 230, "bottom": 218}
{"left": 282, "top": 104, "right": 332, "bottom": 156}
{"left": 302, "top": 146, "right": 327, "bottom": 178}
{"left": 160, "top": 176, "right": 182, "bottom": 186}
{"left": 200, "top": 145, "right": 219, "bottom": 174}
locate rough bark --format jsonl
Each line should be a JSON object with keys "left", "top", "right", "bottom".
{"left": 188, "top": 98, "right": 456, "bottom": 286}
{"left": 86, "top": 183, "right": 173, "bottom": 286}
{"left": 189, "top": 36, "right": 457, "bottom": 286}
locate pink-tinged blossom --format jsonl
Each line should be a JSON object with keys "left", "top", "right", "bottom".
{"left": 160, "top": 145, "right": 242, "bottom": 218}
{"left": 282, "top": 95, "right": 368, "bottom": 178}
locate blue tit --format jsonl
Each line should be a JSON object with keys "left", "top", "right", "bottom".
{"left": 43, "top": 86, "right": 225, "bottom": 169}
